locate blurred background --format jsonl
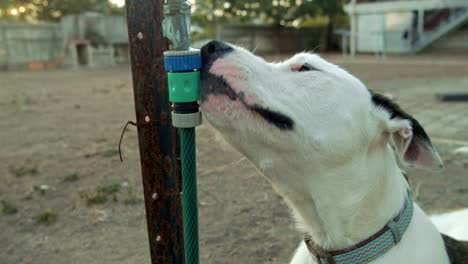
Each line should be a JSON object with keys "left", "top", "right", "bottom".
{"left": 1, "top": 0, "right": 467, "bottom": 263}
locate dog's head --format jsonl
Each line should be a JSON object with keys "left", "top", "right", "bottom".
{"left": 200, "top": 41, "right": 442, "bottom": 178}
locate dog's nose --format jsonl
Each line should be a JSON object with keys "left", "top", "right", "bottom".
{"left": 201, "top": 40, "right": 233, "bottom": 64}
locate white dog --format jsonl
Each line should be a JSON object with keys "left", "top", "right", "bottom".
{"left": 199, "top": 41, "right": 468, "bottom": 264}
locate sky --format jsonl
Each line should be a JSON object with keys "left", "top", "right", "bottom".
{"left": 108, "top": 0, "right": 196, "bottom": 8}
{"left": 109, "top": 0, "right": 125, "bottom": 8}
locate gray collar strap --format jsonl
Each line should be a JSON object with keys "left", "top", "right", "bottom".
{"left": 305, "top": 191, "right": 414, "bottom": 264}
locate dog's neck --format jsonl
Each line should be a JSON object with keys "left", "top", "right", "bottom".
{"left": 260, "top": 144, "right": 408, "bottom": 251}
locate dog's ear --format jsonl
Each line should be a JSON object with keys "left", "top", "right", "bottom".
{"left": 386, "top": 118, "right": 443, "bottom": 169}
{"left": 372, "top": 93, "right": 443, "bottom": 170}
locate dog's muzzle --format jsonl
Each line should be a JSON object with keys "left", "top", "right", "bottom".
{"left": 201, "top": 40, "right": 233, "bottom": 66}
{"left": 200, "top": 41, "right": 294, "bottom": 131}
{"left": 200, "top": 41, "right": 235, "bottom": 102}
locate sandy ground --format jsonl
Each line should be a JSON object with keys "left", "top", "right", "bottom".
{"left": 1, "top": 54, "right": 468, "bottom": 264}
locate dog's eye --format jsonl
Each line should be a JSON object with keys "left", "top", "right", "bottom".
{"left": 297, "top": 63, "right": 318, "bottom": 72}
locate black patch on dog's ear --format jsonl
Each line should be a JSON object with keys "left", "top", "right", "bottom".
{"left": 370, "top": 92, "right": 433, "bottom": 146}
{"left": 371, "top": 91, "right": 443, "bottom": 169}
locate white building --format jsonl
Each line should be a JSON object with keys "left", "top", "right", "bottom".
{"left": 344, "top": 0, "right": 468, "bottom": 54}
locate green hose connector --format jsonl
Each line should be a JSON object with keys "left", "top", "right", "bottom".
{"left": 168, "top": 71, "right": 200, "bottom": 103}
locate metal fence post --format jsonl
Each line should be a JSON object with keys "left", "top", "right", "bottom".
{"left": 125, "top": 0, "right": 185, "bottom": 263}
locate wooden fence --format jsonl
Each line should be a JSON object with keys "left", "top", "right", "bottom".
{"left": 217, "top": 24, "right": 325, "bottom": 54}
{"left": 0, "top": 22, "right": 64, "bottom": 70}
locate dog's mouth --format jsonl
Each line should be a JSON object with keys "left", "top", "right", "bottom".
{"left": 200, "top": 71, "right": 294, "bottom": 131}
{"left": 248, "top": 104, "right": 294, "bottom": 130}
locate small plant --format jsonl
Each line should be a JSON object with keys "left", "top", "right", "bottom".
{"left": 100, "top": 149, "right": 119, "bottom": 157}
{"left": 9, "top": 165, "right": 38, "bottom": 177}
{"left": 35, "top": 209, "right": 57, "bottom": 224}
{"left": 123, "top": 197, "right": 143, "bottom": 205}
{"left": 23, "top": 192, "right": 33, "bottom": 201}
{"left": 81, "top": 181, "right": 129, "bottom": 206}
{"left": 84, "top": 193, "right": 108, "bottom": 205}
{"left": 96, "top": 182, "right": 122, "bottom": 195}
{"left": 122, "top": 188, "right": 142, "bottom": 205}
{"left": 33, "top": 185, "right": 49, "bottom": 196}
{"left": 63, "top": 172, "right": 79, "bottom": 182}
{"left": 1, "top": 200, "right": 18, "bottom": 215}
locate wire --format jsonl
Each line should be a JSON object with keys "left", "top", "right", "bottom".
{"left": 118, "top": 120, "right": 137, "bottom": 162}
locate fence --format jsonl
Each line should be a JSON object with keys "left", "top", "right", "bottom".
{"left": 0, "top": 22, "right": 64, "bottom": 70}
{"left": 61, "top": 13, "right": 129, "bottom": 67}
{"left": 217, "top": 25, "right": 325, "bottom": 54}
{"left": 61, "top": 13, "right": 128, "bottom": 44}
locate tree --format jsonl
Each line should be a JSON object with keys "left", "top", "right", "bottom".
{"left": 314, "top": 0, "right": 345, "bottom": 50}
{"left": 194, "top": 0, "right": 321, "bottom": 26}
{"left": 193, "top": 0, "right": 345, "bottom": 50}
{"left": 0, "top": 0, "right": 124, "bottom": 22}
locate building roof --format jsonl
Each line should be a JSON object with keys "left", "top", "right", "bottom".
{"left": 344, "top": 0, "right": 468, "bottom": 14}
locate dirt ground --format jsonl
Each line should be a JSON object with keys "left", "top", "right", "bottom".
{"left": 1, "top": 53, "right": 468, "bottom": 264}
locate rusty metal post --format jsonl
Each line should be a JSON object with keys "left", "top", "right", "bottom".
{"left": 125, "top": 0, "right": 185, "bottom": 263}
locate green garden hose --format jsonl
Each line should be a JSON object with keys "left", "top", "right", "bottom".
{"left": 180, "top": 127, "right": 199, "bottom": 262}
{"left": 164, "top": 49, "right": 202, "bottom": 264}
